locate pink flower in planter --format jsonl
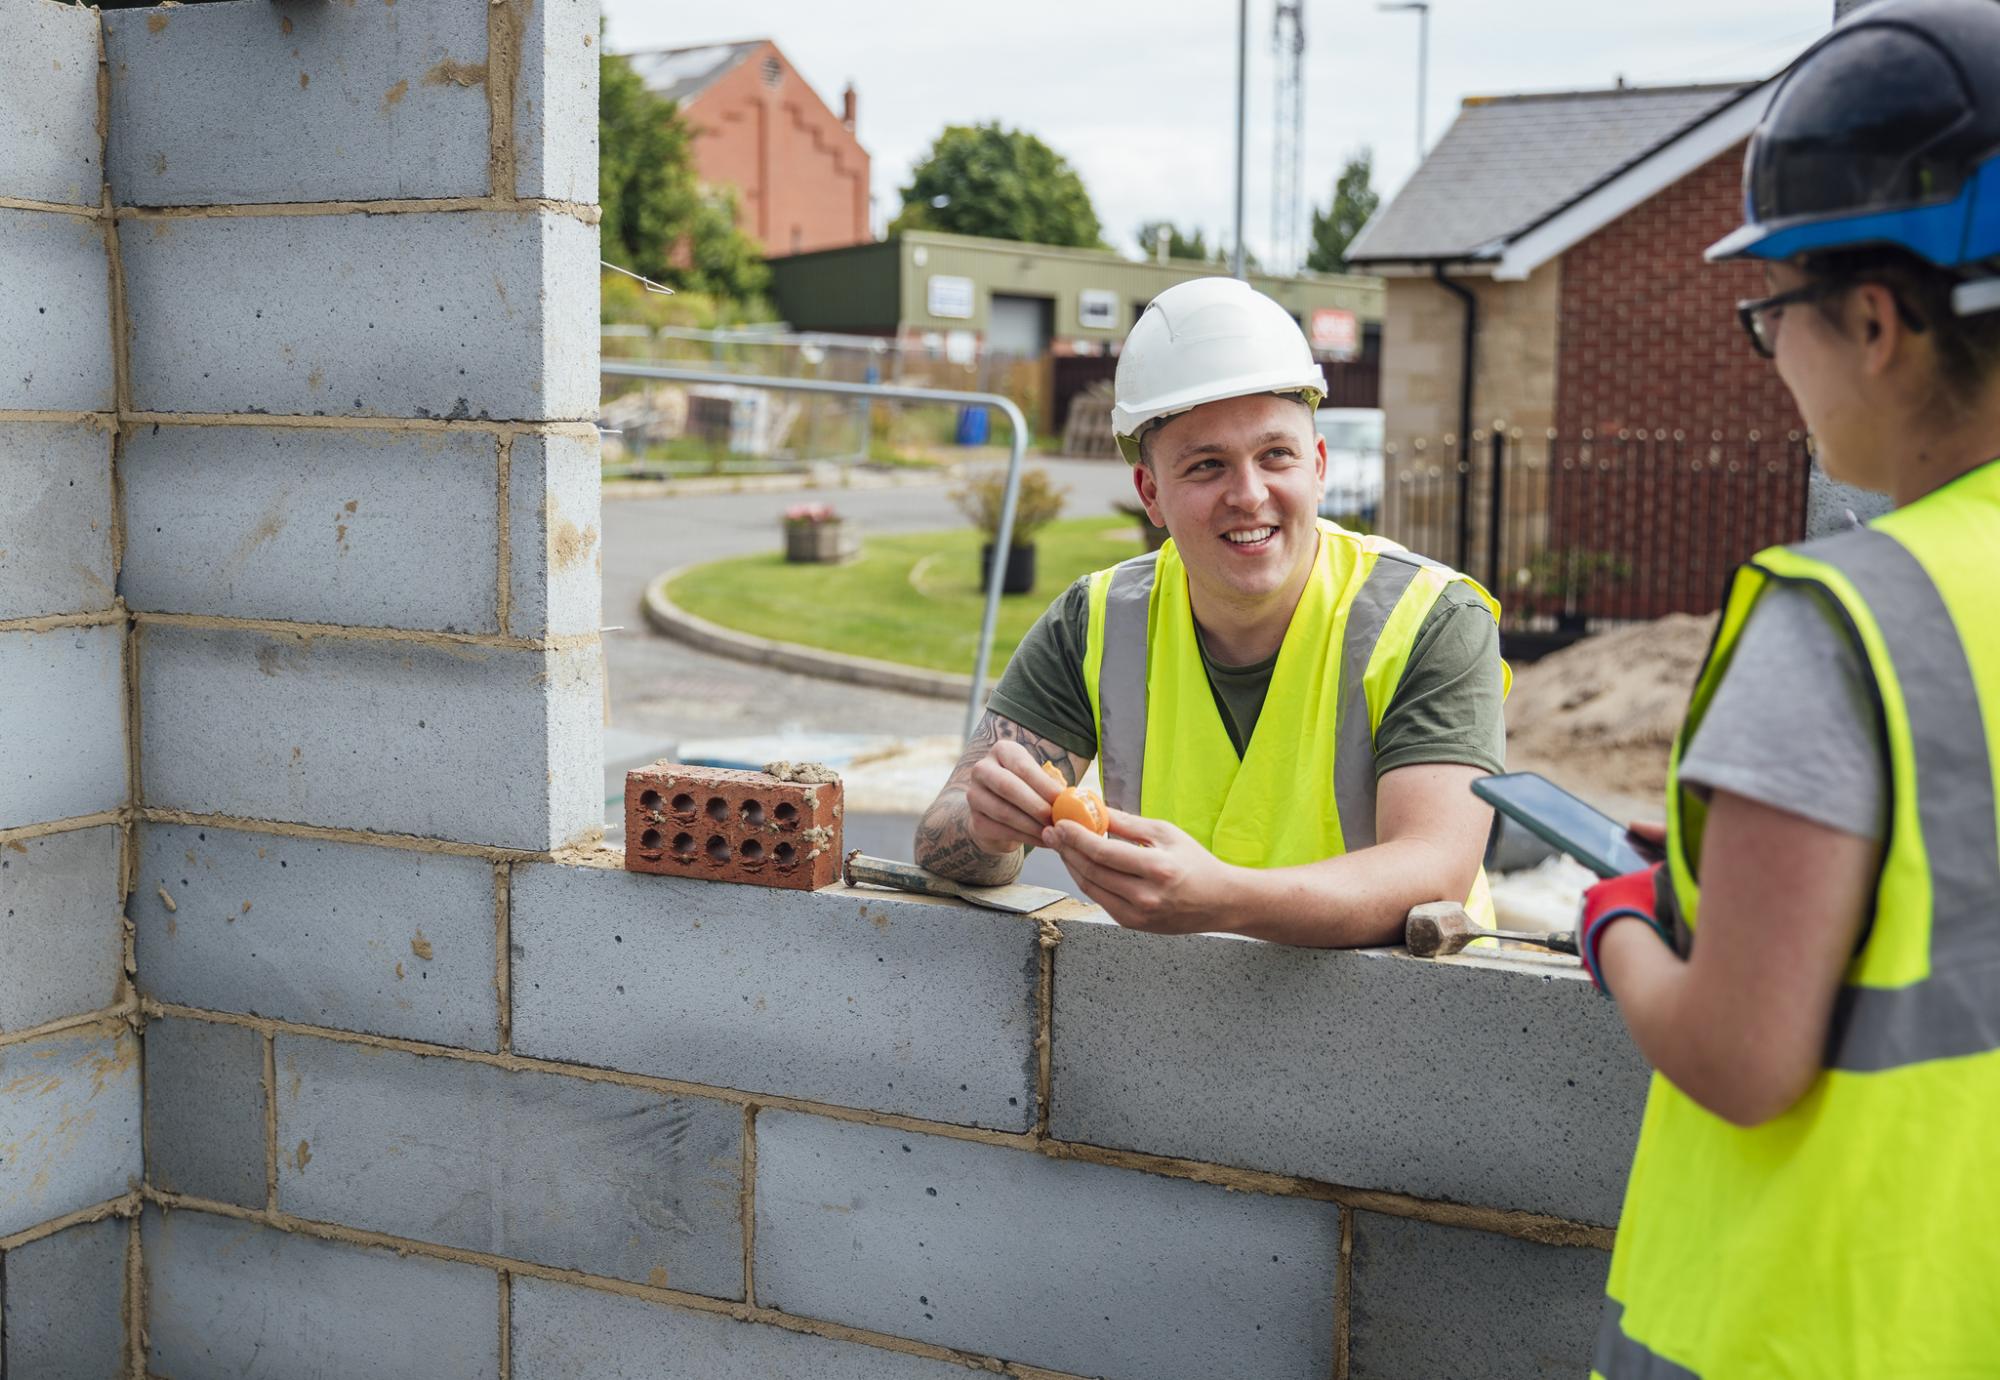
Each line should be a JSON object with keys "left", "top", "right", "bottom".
{"left": 782, "top": 503, "right": 839, "bottom": 526}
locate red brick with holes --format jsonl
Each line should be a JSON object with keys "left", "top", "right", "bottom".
{"left": 624, "top": 763, "right": 843, "bottom": 891}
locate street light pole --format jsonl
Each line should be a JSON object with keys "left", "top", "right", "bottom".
{"left": 1232, "top": 0, "right": 1249, "bottom": 279}
{"left": 1379, "top": 2, "right": 1432, "bottom": 157}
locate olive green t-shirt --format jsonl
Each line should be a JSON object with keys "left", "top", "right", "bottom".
{"left": 987, "top": 575, "right": 1506, "bottom": 776}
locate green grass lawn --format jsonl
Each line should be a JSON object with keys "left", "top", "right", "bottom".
{"left": 666, "top": 517, "right": 1142, "bottom": 675}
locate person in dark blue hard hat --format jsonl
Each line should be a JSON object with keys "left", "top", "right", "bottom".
{"left": 1573, "top": 1, "right": 2000, "bottom": 1373}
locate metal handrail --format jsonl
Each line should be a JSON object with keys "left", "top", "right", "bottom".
{"left": 601, "top": 361, "right": 1029, "bottom": 740}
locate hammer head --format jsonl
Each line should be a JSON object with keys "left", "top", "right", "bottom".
{"left": 1405, "top": 901, "right": 1477, "bottom": 959}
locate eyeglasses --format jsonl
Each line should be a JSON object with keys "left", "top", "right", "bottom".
{"left": 1735, "top": 281, "right": 1848, "bottom": 359}
{"left": 1735, "top": 279, "right": 1929, "bottom": 359}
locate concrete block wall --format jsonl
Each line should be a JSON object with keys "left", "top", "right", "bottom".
{"left": 143, "top": 845, "right": 1636, "bottom": 1379}
{"left": 0, "top": 1, "right": 145, "bottom": 1372}
{"left": 7, "top": 0, "right": 1653, "bottom": 1374}
{"left": 3, "top": 0, "right": 607, "bottom": 1368}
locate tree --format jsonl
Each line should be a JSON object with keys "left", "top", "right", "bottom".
{"left": 1134, "top": 221, "right": 1213, "bottom": 262}
{"left": 1306, "top": 151, "right": 1381, "bottom": 274}
{"left": 890, "top": 123, "right": 1103, "bottom": 248}
{"left": 599, "top": 50, "right": 767, "bottom": 301}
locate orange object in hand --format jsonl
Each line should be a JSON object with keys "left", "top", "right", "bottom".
{"left": 1041, "top": 760, "right": 1110, "bottom": 836}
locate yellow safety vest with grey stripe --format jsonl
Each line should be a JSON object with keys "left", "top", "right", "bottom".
{"left": 1081, "top": 518, "right": 1505, "bottom": 924}
{"left": 1593, "top": 463, "right": 2000, "bottom": 1378}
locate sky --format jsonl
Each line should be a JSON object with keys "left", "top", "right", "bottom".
{"left": 600, "top": 1, "right": 1834, "bottom": 270}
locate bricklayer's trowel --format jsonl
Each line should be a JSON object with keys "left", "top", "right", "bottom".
{"left": 843, "top": 852, "right": 1067, "bottom": 915}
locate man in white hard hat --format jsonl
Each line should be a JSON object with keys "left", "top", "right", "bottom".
{"left": 915, "top": 277, "right": 1508, "bottom": 943}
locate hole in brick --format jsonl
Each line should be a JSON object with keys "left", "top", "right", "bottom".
{"left": 671, "top": 793, "right": 696, "bottom": 817}
{"left": 740, "top": 838, "right": 764, "bottom": 862}
{"left": 774, "top": 842, "right": 797, "bottom": 867}
{"left": 706, "top": 797, "right": 728, "bottom": 823}
{"left": 639, "top": 828, "right": 662, "bottom": 850}
{"left": 706, "top": 835, "right": 729, "bottom": 864}
{"left": 672, "top": 832, "right": 696, "bottom": 857}
{"left": 740, "top": 799, "right": 765, "bottom": 827}
{"left": 775, "top": 802, "right": 800, "bottom": 827}
{"left": 639, "top": 789, "right": 662, "bottom": 811}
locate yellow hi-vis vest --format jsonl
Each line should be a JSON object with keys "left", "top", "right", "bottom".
{"left": 1079, "top": 518, "right": 1507, "bottom": 923}
{"left": 1594, "top": 461, "right": 2000, "bottom": 1378}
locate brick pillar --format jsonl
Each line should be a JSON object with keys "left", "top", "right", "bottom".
{"left": 107, "top": 0, "right": 604, "bottom": 853}
{"left": 0, "top": 0, "right": 601, "bottom": 1368}
{"left": 0, "top": 1, "right": 143, "bottom": 1371}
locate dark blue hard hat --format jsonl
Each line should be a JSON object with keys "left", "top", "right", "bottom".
{"left": 1709, "top": 0, "right": 2000, "bottom": 301}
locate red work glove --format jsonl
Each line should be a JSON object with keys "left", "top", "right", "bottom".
{"left": 1579, "top": 865, "right": 1673, "bottom": 998}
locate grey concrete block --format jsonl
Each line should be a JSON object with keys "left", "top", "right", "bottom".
{"left": 754, "top": 1111, "right": 1340, "bottom": 1380}
{"left": 1806, "top": 465, "right": 1894, "bottom": 538}
{"left": 0, "top": 0, "right": 101, "bottom": 207}
{"left": 105, "top": 0, "right": 490, "bottom": 206}
{"left": 122, "top": 210, "right": 598, "bottom": 421}
{"left": 506, "top": 432, "right": 602, "bottom": 638}
{"left": 277, "top": 1035, "right": 744, "bottom": 1295}
{"left": 0, "top": 1025, "right": 141, "bottom": 1238}
{"left": 1348, "top": 1212, "right": 1609, "bottom": 1379}
{"left": 0, "top": 209, "right": 114, "bottom": 412}
{"left": 0, "top": 421, "right": 116, "bottom": 621}
{"left": 143, "top": 1017, "right": 266, "bottom": 1208}
{"left": 512, "top": 866, "right": 1039, "bottom": 1130}
{"left": 0, "top": 826, "right": 124, "bottom": 1035}
{"left": 0, "top": 625, "right": 126, "bottom": 830}
{"left": 137, "top": 625, "right": 600, "bottom": 851}
{"left": 144, "top": 1206, "right": 499, "bottom": 1379}
{"left": 1049, "top": 920, "right": 1649, "bottom": 1225}
{"left": 2, "top": 1216, "right": 129, "bottom": 1379}
{"left": 121, "top": 424, "right": 503, "bottom": 633}
{"left": 514, "top": 0, "right": 600, "bottom": 205}
{"left": 512, "top": 1275, "right": 967, "bottom": 1379}
{"left": 135, "top": 824, "right": 500, "bottom": 1049}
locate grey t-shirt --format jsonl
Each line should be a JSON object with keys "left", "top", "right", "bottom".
{"left": 1679, "top": 583, "right": 1887, "bottom": 840}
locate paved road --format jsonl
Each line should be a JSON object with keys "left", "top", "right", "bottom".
{"left": 599, "top": 458, "right": 1136, "bottom": 747}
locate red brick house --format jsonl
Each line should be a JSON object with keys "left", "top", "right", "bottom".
{"left": 626, "top": 40, "right": 870, "bottom": 257}
{"left": 1346, "top": 76, "right": 1814, "bottom": 620}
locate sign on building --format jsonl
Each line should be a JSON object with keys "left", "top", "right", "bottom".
{"left": 1310, "top": 307, "right": 1359, "bottom": 361}
{"left": 927, "top": 274, "right": 975, "bottom": 320}
{"left": 1078, "top": 288, "right": 1120, "bottom": 331}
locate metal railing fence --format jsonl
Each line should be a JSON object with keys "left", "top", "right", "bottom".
{"left": 601, "top": 361, "right": 1027, "bottom": 740}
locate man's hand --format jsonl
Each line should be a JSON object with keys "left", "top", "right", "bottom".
{"left": 966, "top": 739, "right": 1064, "bottom": 855}
{"left": 914, "top": 712, "right": 1087, "bottom": 887}
{"left": 1043, "top": 808, "right": 1233, "bottom": 934}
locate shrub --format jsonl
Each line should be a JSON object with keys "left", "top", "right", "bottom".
{"left": 951, "top": 466, "right": 1068, "bottom": 548}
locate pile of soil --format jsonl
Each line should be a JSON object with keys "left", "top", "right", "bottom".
{"left": 1505, "top": 614, "right": 1719, "bottom": 812}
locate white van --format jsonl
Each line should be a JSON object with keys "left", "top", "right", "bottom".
{"left": 1314, "top": 407, "right": 1384, "bottom": 525}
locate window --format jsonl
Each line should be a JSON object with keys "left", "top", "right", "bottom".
{"left": 1078, "top": 289, "right": 1119, "bottom": 331}
{"left": 761, "top": 56, "right": 782, "bottom": 88}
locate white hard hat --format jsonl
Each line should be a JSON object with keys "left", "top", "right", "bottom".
{"left": 1112, "top": 277, "right": 1327, "bottom": 464}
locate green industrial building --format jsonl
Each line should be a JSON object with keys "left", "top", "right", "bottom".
{"left": 765, "top": 229, "right": 1385, "bottom": 368}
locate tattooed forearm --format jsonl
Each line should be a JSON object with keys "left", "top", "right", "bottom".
{"left": 914, "top": 810, "right": 1026, "bottom": 885}
{"left": 913, "top": 711, "right": 1080, "bottom": 885}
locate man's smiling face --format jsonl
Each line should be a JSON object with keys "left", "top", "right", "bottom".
{"left": 1134, "top": 391, "right": 1327, "bottom": 610}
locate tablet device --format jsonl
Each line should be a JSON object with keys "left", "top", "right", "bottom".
{"left": 1471, "top": 772, "right": 1659, "bottom": 879}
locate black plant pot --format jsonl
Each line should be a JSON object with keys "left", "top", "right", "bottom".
{"left": 982, "top": 542, "right": 1037, "bottom": 595}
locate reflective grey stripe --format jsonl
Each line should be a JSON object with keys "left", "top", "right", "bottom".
{"left": 1592, "top": 1300, "right": 1702, "bottom": 1379}
{"left": 1800, "top": 529, "right": 2000, "bottom": 1072}
{"left": 1097, "top": 552, "right": 1158, "bottom": 812}
{"left": 1331, "top": 554, "right": 1423, "bottom": 851}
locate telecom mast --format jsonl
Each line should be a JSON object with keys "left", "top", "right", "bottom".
{"left": 1271, "top": 1, "right": 1306, "bottom": 274}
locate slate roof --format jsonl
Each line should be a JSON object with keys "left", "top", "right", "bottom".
{"left": 624, "top": 41, "right": 766, "bottom": 108}
{"left": 1346, "top": 81, "right": 1754, "bottom": 264}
